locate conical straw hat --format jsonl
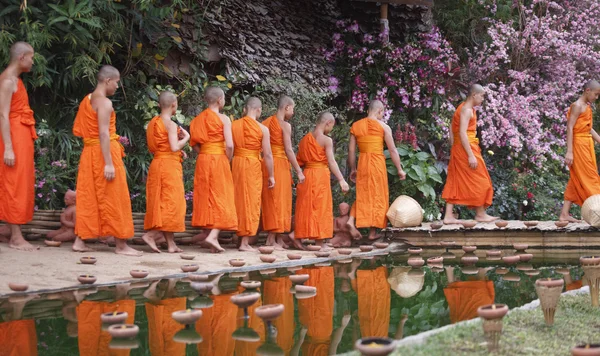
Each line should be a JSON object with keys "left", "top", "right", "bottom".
{"left": 387, "top": 195, "right": 423, "bottom": 228}
{"left": 582, "top": 195, "right": 600, "bottom": 227}
{"left": 387, "top": 267, "right": 425, "bottom": 298}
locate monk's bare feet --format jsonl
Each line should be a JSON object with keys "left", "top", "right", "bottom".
{"left": 9, "top": 237, "right": 38, "bottom": 251}
{"left": 277, "top": 235, "right": 290, "bottom": 249}
{"left": 474, "top": 214, "right": 499, "bottom": 223}
{"left": 167, "top": 242, "right": 183, "bottom": 253}
{"left": 265, "top": 233, "right": 285, "bottom": 250}
{"left": 346, "top": 221, "right": 362, "bottom": 240}
{"left": 204, "top": 231, "right": 225, "bottom": 253}
{"left": 72, "top": 237, "right": 95, "bottom": 252}
{"left": 367, "top": 228, "right": 381, "bottom": 241}
{"left": 559, "top": 214, "right": 581, "bottom": 223}
{"left": 287, "top": 232, "right": 306, "bottom": 250}
{"left": 191, "top": 231, "right": 209, "bottom": 245}
{"left": 115, "top": 240, "right": 143, "bottom": 256}
{"left": 442, "top": 216, "right": 463, "bottom": 224}
{"left": 142, "top": 232, "right": 161, "bottom": 253}
{"left": 239, "top": 237, "right": 256, "bottom": 252}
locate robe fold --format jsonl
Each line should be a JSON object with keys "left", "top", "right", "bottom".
{"left": 77, "top": 300, "right": 136, "bottom": 356}
{"left": 0, "top": 78, "right": 37, "bottom": 225}
{"left": 295, "top": 134, "right": 333, "bottom": 239}
{"left": 350, "top": 118, "right": 388, "bottom": 228}
{"left": 263, "top": 277, "right": 295, "bottom": 354}
{"left": 195, "top": 293, "right": 238, "bottom": 356}
{"left": 144, "top": 116, "right": 186, "bottom": 232}
{"left": 190, "top": 109, "right": 237, "bottom": 230}
{"left": 443, "top": 280, "right": 495, "bottom": 323}
{"left": 145, "top": 298, "right": 186, "bottom": 356}
{"left": 73, "top": 95, "right": 134, "bottom": 239}
{"left": 442, "top": 103, "right": 494, "bottom": 207}
{"left": 356, "top": 267, "right": 391, "bottom": 338}
{"left": 232, "top": 116, "right": 263, "bottom": 237}
{"left": 564, "top": 105, "right": 600, "bottom": 206}
{"left": 0, "top": 319, "right": 38, "bottom": 356}
{"left": 261, "top": 116, "right": 293, "bottom": 233}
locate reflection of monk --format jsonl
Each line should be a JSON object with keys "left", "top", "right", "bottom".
{"left": 234, "top": 286, "right": 265, "bottom": 356}
{"left": 0, "top": 320, "right": 37, "bottom": 356}
{"left": 145, "top": 298, "right": 185, "bottom": 356}
{"left": 297, "top": 266, "right": 335, "bottom": 356}
{"left": 47, "top": 189, "right": 76, "bottom": 242}
{"left": 263, "top": 277, "right": 294, "bottom": 353}
{"left": 194, "top": 293, "right": 238, "bottom": 355}
{"left": 355, "top": 267, "right": 391, "bottom": 337}
{"left": 443, "top": 280, "right": 495, "bottom": 323}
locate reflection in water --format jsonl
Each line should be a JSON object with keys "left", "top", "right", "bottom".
{"left": 0, "top": 249, "right": 591, "bottom": 355}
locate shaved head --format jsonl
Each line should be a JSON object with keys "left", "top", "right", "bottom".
{"left": 97, "top": 65, "right": 120, "bottom": 82}
{"left": 317, "top": 111, "right": 335, "bottom": 124}
{"left": 584, "top": 80, "right": 600, "bottom": 91}
{"left": 277, "top": 95, "right": 294, "bottom": 110}
{"left": 9, "top": 41, "right": 33, "bottom": 62}
{"left": 204, "top": 86, "right": 224, "bottom": 105}
{"left": 245, "top": 96, "right": 262, "bottom": 110}
{"left": 159, "top": 91, "right": 177, "bottom": 108}
{"left": 468, "top": 84, "right": 485, "bottom": 96}
{"left": 368, "top": 100, "right": 384, "bottom": 112}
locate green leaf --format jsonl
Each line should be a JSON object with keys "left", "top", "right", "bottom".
{"left": 415, "top": 151, "right": 430, "bottom": 161}
{"left": 397, "top": 146, "right": 409, "bottom": 156}
{"left": 48, "top": 16, "right": 69, "bottom": 26}
{"left": 412, "top": 165, "right": 426, "bottom": 181}
{"left": 417, "top": 184, "right": 430, "bottom": 198}
{"left": 406, "top": 168, "right": 419, "bottom": 181}
{"left": 429, "top": 172, "right": 443, "bottom": 184}
{"left": 387, "top": 165, "right": 398, "bottom": 175}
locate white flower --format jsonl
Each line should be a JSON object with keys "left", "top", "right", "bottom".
{"left": 437, "top": 213, "right": 442, "bottom": 219}
{"left": 523, "top": 200, "right": 528, "bottom": 206}
{"left": 427, "top": 214, "right": 433, "bottom": 221}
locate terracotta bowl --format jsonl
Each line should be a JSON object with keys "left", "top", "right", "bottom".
{"left": 314, "top": 251, "right": 330, "bottom": 258}
{"left": 359, "top": 245, "right": 374, "bottom": 252}
{"left": 516, "top": 263, "right": 533, "bottom": 271}
{"left": 407, "top": 257, "right": 425, "bottom": 267}
{"left": 477, "top": 304, "right": 508, "bottom": 320}
{"left": 461, "top": 255, "right": 479, "bottom": 266}
{"left": 229, "top": 259, "right": 246, "bottom": 267}
{"left": 258, "top": 246, "right": 274, "bottom": 255}
{"left": 440, "top": 241, "right": 455, "bottom": 247}
{"left": 486, "top": 249, "right": 502, "bottom": 257}
{"left": 502, "top": 255, "right": 520, "bottom": 264}
{"left": 462, "top": 245, "right": 477, "bottom": 253}
{"left": 407, "top": 247, "right": 422, "bottom": 254}
{"left": 441, "top": 251, "right": 456, "bottom": 260}
{"left": 188, "top": 274, "right": 210, "bottom": 282}
{"left": 462, "top": 266, "right": 479, "bottom": 275}
{"left": 374, "top": 242, "right": 389, "bottom": 249}
{"left": 430, "top": 222, "right": 443, "bottom": 230}
{"left": 536, "top": 278, "right": 565, "bottom": 288}
{"left": 78, "top": 275, "right": 96, "bottom": 284}
{"left": 8, "top": 282, "right": 29, "bottom": 292}
{"left": 260, "top": 268, "right": 277, "bottom": 276}
{"left": 181, "top": 264, "right": 199, "bottom": 273}
{"left": 290, "top": 274, "right": 309, "bottom": 284}
{"left": 171, "top": 309, "right": 203, "bottom": 325}
{"left": 129, "top": 270, "right": 149, "bottom": 279}
{"left": 486, "top": 256, "right": 501, "bottom": 261}
{"left": 571, "top": 344, "right": 600, "bottom": 356}
{"left": 295, "top": 285, "right": 317, "bottom": 293}
{"left": 495, "top": 220, "right": 509, "bottom": 228}
{"left": 240, "top": 281, "right": 261, "bottom": 290}
{"left": 580, "top": 256, "right": 600, "bottom": 266}
{"left": 525, "top": 269, "right": 540, "bottom": 276}
{"left": 260, "top": 255, "right": 277, "bottom": 263}
{"left": 80, "top": 256, "right": 97, "bottom": 265}
{"left": 355, "top": 337, "right": 396, "bottom": 356}
{"left": 100, "top": 311, "right": 128, "bottom": 324}
{"left": 180, "top": 254, "right": 196, "bottom": 260}
{"left": 518, "top": 253, "right": 533, "bottom": 262}
{"left": 513, "top": 243, "right": 528, "bottom": 251}
{"left": 427, "top": 256, "right": 443, "bottom": 265}
{"left": 230, "top": 292, "right": 261, "bottom": 308}
{"left": 524, "top": 221, "right": 539, "bottom": 227}
{"left": 295, "top": 290, "right": 318, "bottom": 300}
{"left": 338, "top": 248, "right": 352, "bottom": 255}
{"left": 307, "top": 245, "right": 322, "bottom": 252}
{"left": 555, "top": 221, "right": 569, "bottom": 228}
{"left": 190, "top": 282, "right": 213, "bottom": 294}
{"left": 287, "top": 253, "right": 302, "bottom": 260}
{"left": 502, "top": 271, "right": 521, "bottom": 282}
{"left": 254, "top": 303, "right": 285, "bottom": 321}
{"left": 495, "top": 267, "right": 509, "bottom": 275}
{"left": 107, "top": 324, "right": 139, "bottom": 339}
{"left": 461, "top": 221, "right": 477, "bottom": 229}
{"left": 44, "top": 240, "right": 62, "bottom": 247}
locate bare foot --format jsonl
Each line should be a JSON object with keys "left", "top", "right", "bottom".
{"left": 72, "top": 238, "right": 95, "bottom": 252}
{"left": 276, "top": 235, "right": 290, "bottom": 249}
{"left": 8, "top": 230, "right": 38, "bottom": 251}
{"left": 443, "top": 216, "right": 463, "bottom": 224}
{"left": 367, "top": 229, "right": 381, "bottom": 241}
{"left": 191, "top": 231, "right": 209, "bottom": 244}
{"left": 288, "top": 234, "right": 306, "bottom": 250}
{"left": 142, "top": 232, "right": 161, "bottom": 253}
{"left": 475, "top": 214, "right": 499, "bottom": 223}
{"left": 205, "top": 235, "right": 225, "bottom": 253}
{"left": 559, "top": 215, "right": 581, "bottom": 223}
{"left": 346, "top": 221, "right": 362, "bottom": 240}
{"left": 114, "top": 240, "right": 143, "bottom": 256}
{"left": 167, "top": 245, "right": 183, "bottom": 253}
{"left": 239, "top": 241, "right": 256, "bottom": 252}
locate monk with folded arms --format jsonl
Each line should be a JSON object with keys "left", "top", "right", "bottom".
{"left": 190, "top": 86, "right": 237, "bottom": 253}
{"left": 559, "top": 80, "right": 600, "bottom": 221}
{"left": 72, "top": 65, "right": 142, "bottom": 256}
{"left": 0, "top": 42, "right": 38, "bottom": 251}
{"left": 295, "top": 112, "right": 350, "bottom": 247}
{"left": 346, "top": 100, "right": 406, "bottom": 240}
{"left": 442, "top": 84, "right": 497, "bottom": 223}
{"left": 232, "top": 97, "right": 275, "bottom": 251}
{"left": 142, "top": 91, "right": 190, "bottom": 253}
{"left": 261, "top": 95, "right": 305, "bottom": 250}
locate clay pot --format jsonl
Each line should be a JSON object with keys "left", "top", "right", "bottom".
{"left": 513, "top": 243, "right": 528, "bottom": 251}
{"left": 78, "top": 275, "right": 96, "bottom": 284}
{"left": 502, "top": 255, "right": 520, "bottom": 264}
{"left": 580, "top": 256, "right": 600, "bottom": 266}
{"left": 374, "top": 242, "right": 389, "bottom": 249}
{"left": 571, "top": 344, "right": 600, "bottom": 356}
{"left": 180, "top": 254, "right": 195, "bottom": 260}
{"left": 462, "top": 245, "right": 477, "bottom": 253}
{"left": 430, "top": 221, "right": 443, "bottom": 230}
{"left": 518, "top": 253, "right": 533, "bottom": 262}
{"left": 8, "top": 283, "right": 28, "bottom": 292}
{"left": 240, "top": 281, "right": 261, "bottom": 290}
{"left": 440, "top": 241, "right": 455, "bottom": 247}
{"left": 524, "top": 221, "right": 538, "bottom": 227}
{"left": 290, "top": 274, "right": 309, "bottom": 284}
{"left": 407, "top": 257, "right": 425, "bottom": 267}
{"left": 495, "top": 220, "right": 508, "bottom": 228}
{"left": 477, "top": 304, "right": 508, "bottom": 320}
{"left": 314, "top": 251, "right": 330, "bottom": 258}
{"left": 100, "top": 311, "right": 128, "bottom": 324}
{"left": 188, "top": 274, "right": 210, "bottom": 282}
{"left": 359, "top": 245, "right": 374, "bottom": 252}
{"left": 407, "top": 247, "right": 422, "bottom": 254}
{"left": 307, "top": 245, "right": 321, "bottom": 251}
{"left": 555, "top": 221, "right": 569, "bottom": 228}
{"left": 230, "top": 292, "right": 261, "bottom": 308}
{"left": 461, "top": 254, "right": 479, "bottom": 266}
{"left": 254, "top": 304, "right": 285, "bottom": 321}
{"left": 355, "top": 337, "right": 396, "bottom": 356}
{"left": 229, "top": 259, "right": 246, "bottom": 267}
{"left": 295, "top": 285, "right": 317, "bottom": 293}
{"left": 190, "top": 282, "right": 213, "bottom": 294}
{"left": 427, "top": 256, "right": 443, "bottom": 265}
{"left": 258, "top": 246, "right": 274, "bottom": 254}
{"left": 486, "top": 250, "right": 502, "bottom": 257}
{"left": 80, "top": 256, "right": 97, "bottom": 265}
{"left": 461, "top": 221, "right": 477, "bottom": 229}
{"left": 536, "top": 278, "right": 565, "bottom": 288}
{"left": 172, "top": 309, "right": 203, "bottom": 325}
{"left": 287, "top": 253, "right": 302, "bottom": 260}
{"left": 181, "top": 264, "right": 199, "bottom": 273}
{"left": 107, "top": 324, "right": 139, "bottom": 338}
{"left": 338, "top": 248, "right": 352, "bottom": 255}
{"left": 44, "top": 240, "right": 61, "bottom": 247}
{"left": 260, "top": 255, "right": 277, "bottom": 263}
{"left": 129, "top": 270, "right": 148, "bottom": 279}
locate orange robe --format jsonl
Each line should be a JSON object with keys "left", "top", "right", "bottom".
{"left": 189, "top": 109, "right": 237, "bottom": 230}
{"left": 443, "top": 281, "right": 495, "bottom": 323}
{"left": 77, "top": 300, "right": 136, "bottom": 356}
{"left": 232, "top": 117, "right": 263, "bottom": 237}
{"left": 564, "top": 105, "right": 600, "bottom": 206}
{"left": 442, "top": 103, "right": 494, "bottom": 207}
{"left": 349, "top": 118, "right": 388, "bottom": 228}
{"left": 356, "top": 267, "right": 391, "bottom": 338}
{"left": 295, "top": 134, "right": 333, "bottom": 239}
{"left": 298, "top": 266, "right": 335, "bottom": 356}
{"left": 145, "top": 298, "right": 186, "bottom": 356}
{"left": 261, "top": 116, "right": 293, "bottom": 233}
{"left": 73, "top": 95, "right": 134, "bottom": 239}
{"left": 263, "top": 277, "right": 294, "bottom": 353}
{"left": 234, "top": 288, "right": 265, "bottom": 356}
{"left": 0, "top": 319, "right": 38, "bottom": 356}
{"left": 195, "top": 293, "right": 238, "bottom": 355}
{"left": 144, "top": 116, "right": 185, "bottom": 232}
{"left": 0, "top": 78, "right": 37, "bottom": 224}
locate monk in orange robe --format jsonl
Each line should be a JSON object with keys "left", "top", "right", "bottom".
{"left": 355, "top": 267, "right": 391, "bottom": 338}
{"left": 195, "top": 292, "right": 238, "bottom": 355}
{"left": 189, "top": 86, "right": 237, "bottom": 253}
{"left": 141, "top": 92, "right": 190, "bottom": 253}
{"left": 295, "top": 112, "right": 349, "bottom": 246}
{"left": 0, "top": 42, "right": 38, "bottom": 251}
{"left": 71, "top": 66, "right": 141, "bottom": 256}
{"left": 347, "top": 100, "right": 406, "bottom": 240}
{"left": 145, "top": 297, "right": 186, "bottom": 356}
{"left": 443, "top": 280, "right": 495, "bottom": 323}
{"left": 442, "top": 84, "right": 497, "bottom": 223}
{"left": 263, "top": 277, "right": 295, "bottom": 353}
{"left": 559, "top": 80, "right": 600, "bottom": 221}
{"left": 0, "top": 319, "right": 38, "bottom": 356}
{"left": 261, "top": 95, "right": 305, "bottom": 250}
{"left": 232, "top": 97, "right": 274, "bottom": 251}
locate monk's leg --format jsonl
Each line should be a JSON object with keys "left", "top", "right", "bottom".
{"left": 204, "top": 229, "right": 225, "bottom": 253}
{"left": 239, "top": 236, "right": 256, "bottom": 252}
{"left": 72, "top": 237, "right": 95, "bottom": 252}
{"left": 443, "top": 203, "right": 462, "bottom": 224}
{"left": 367, "top": 228, "right": 379, "bottom": 241}
{"left": 8, "top": 224, "right": 38, "bottom": 251}
{"left": 142, "top": 230, "right": 163, "bottom": 253}
{"left": 164, "top": 232, "right": 183, "bottom": 253}
{"left": 559, "top": 201, "right": 581, "bottom": 222}
{"left": 114, "top": 238, "right": 143, "bottom": 256}
{"left": 286, "top": 231, "right": 305, "bottom": 250}
{"left": 276, "top": 234, "right": 290, "bottom": 249}
{"left": 474, "top": 207, "right": 498, "bottom": 222}
{"left": 265, "top": 232, "right": 285, "bottom": 250}
{"left": 191, "top": 230, "right": 209, "bottom": 244}
{"left": 345, "top": 216, "right": 362, "bottom": 240}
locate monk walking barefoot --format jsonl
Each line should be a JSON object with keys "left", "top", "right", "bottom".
{"left": 559, "top": 80, "right": 600, "bottom": 222}
{"left": 261, "top": 95, "right": 305, "bottom": 250}
{"left": 142, "top": 92, "right": 189, "bottom": 253}
{"left": 71, "top": 65, "right": 142, "bottom": 256}
{"left": 442, "top": 84, "right": 497, "bottom": 224}
{"left": 190, "top": 86, "right": 237, "bottom": 253}
{"left": 295, "top": 112, "right": 350, "bottom": 247}
{"left": 232, "top": 97, "right": 275, "bottom": 252}
{"left": 347, "top": 100, "right": 406, "bottom": 241}
{"left": 0, "top": 42, "right": 38, "bottom": 251}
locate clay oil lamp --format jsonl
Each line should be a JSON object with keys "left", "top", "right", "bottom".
{"left": 232, "top": 318, "right": 261, "bottom": 342}
{"left": 181, "top": 264, "right": 199, "bottom": 273}
{"left": 580, "top": 256, "right": 600, "bottom": 266}
{"left": 517, "top": 263, "right": 533, "bottom": 271}
{"left": 258, "top": 246, "right": 274, "bottom": 255}
{"left": 287, "top": 253, "right": 302, "bottom": 260}
{"left": 555, "top": 221, "right": 569, "bottom": 228}
{"left": 257, "top": 338, "right": 285, "bottom": 356}
{"left": 8, "top": 283, "right": 28, "bottom": 292}
{"left": 535, "top": 278, "right": 565, "bottom": 325}
{"left": 229, "top": 259, "right": 246, "bottom": 267}
{"left": 407, "top": 257, "right": 425, "bottom": 267}
{"left": 240, "top": 280, "right": 261, "bottom": 290}
{"left": 109, "top": 338, "right": 140, "bottom": 350}
{"left": 314, "top": 251, "right": 331, "bottom": 258}
{"left": 440, "top": 241, "right": 455, "bottom": 248}
{"left": 374, "top": 242, "right": 389, "bottom": 249}
{"left": 359, "top": 245, "right": 374, "bottom": 252}
{"left": 307, "top": 245, "right": 321, "bottom": 252}
{"left": 518, "top": 253, "right": 533, "bottom": 262}
{"left": 441, "top": 251, "right": 456, "bottom": 260}
{"left": 259, "top": 268, "right": 276, "bottom": 276}
{"left": 524, "top": 221, "right": 538, "bottom": 228}
{"left": 525, "top": 269, "right": 540, "bottom": 276}
{"left": 188, "top": 274, "right": 210, "bottom": 282}
{"left": 513, "top": 243, "right": 528, "bottom": 251}
{"left": 180, "top": 253, "right": 195, "bottom": 260}
{"left": 287, "top": 266, "right": 301, "bottom": 272}
{"left": 427, "top": 256, "right": 443, "bottom": 265}
{"left": 338, "top": 248, "right": 352, "bottom": 255}
{"left": 80, "top": 256, "right": 97, "bottom": 265}
{"left": 338, "top": 258, "right": 353, "bottom": 264}
{"left": 431, "top": 266, "right": 445, "bottom": 273}
{"left": 487, "top": 255, "right": 502, "bottom": 261}
{"left": 78, "top": 275, "right": 97, "bottom": 285}
{"left": 407, "top": 247, "right": 422, "bottom": 255}
{"left": 290, "top": 274, "right": 309, "bottom": 285}
{"left": 108, "top": 324, "right": 139, "bottom": 339}
{"left": 190, "top": 296, "right": 214, "bottom": 309}
{"left": 129, "top": 270, "right": 148, "bottom": 279}
{"left": 173, "top": 328, "right": 203, "bottom": 344}
{"left": 461, "top": 253, "right": 479, "bottom": 266}
{"left": 295, "top": 285, "right": 317, "bottom": 294}
{"left": 355, "top": 337, "right": 396, "bottom": 356}
{"left": 231, "top": 292, "right": 261, "bottom": 318}
{"left": 462, "top": 245, "right": 477, "bottom": 253}
{"left": 461, "top": 220, "right": 477, "bottom": 229}
{"left": 502, "top": 255, "right": 520, "bottom": 265}
{"left": 101, "top": 311, "right": 128, "bottom": 325}
{"left": 462, "top": 266, "right": 479, "bottom": 275}
{"left": 571, "top": 344, "right": 600, "bottom": 356}
{"left": 477, "top": 303, "right": 509, "bottom": 352}
{"left": 315, "top": 262, "right": 331, "bottom": 267}
{"left": 44, "top": 240, "right": 61, "bottom": 247}
{"left": 190, "top": 282, "right": 213, "bottom": 295}
{"left": 255, "top": 303, "right": 284, "bottom": 323}
{"left": 495, "top": 267, "right": 509, "bottom": 275}
{"left": 172, "top": 309, "right": 203, "bottom": 325}
{"left": 502, "top": 271, "right": 521, "bottom": 282}
{"left": 294, "top": 290, "right": 317, "bottom": 300}
{"left": 260, "top": 255, "right": 277, "bottom": 263}
{"left": 495, "top": 220, "right": 509, "bottom": 228}
{"left": 430, "top": 221, "right": 443, "bottom": 230}
{"left": 486, "top": 249, "right": 502, "bottom": 257}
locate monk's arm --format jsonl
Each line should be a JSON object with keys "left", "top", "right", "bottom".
{"left": 348, "top": 134, "right": 357, "bottom": 175}
{"left": 221, "top": 115, "right": 234, "bottom": 160}
{"left": 282, "top": 122, "right": 304, "bottom": 178}
{"left": 0, "top": 79, "right": 16, "bottom": 166}
{"left": 97, "top": 99, "right": 115, "bottom": 180}
{"left": 449, "top": 130, "right": 454, "bottom": 146}
{"left": 592, "top": 129, "right": 600, "bottom": 144}
{"left": 325, "top": 138, "right": 349, "bottom": 192}
{"left": 458, "top": 108, "right": 477, "bottom": 169}
{"left": 261, "top": 126, "right": 275, "bottom": 187}
{"left": 566, "top": 104, "right": 583, "bottom": 166}
{"left": 383, "top": 124, "right": 405, "bottom": 178}
{"left": 166, "top": 122, "right": 189, "bottom": 152}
